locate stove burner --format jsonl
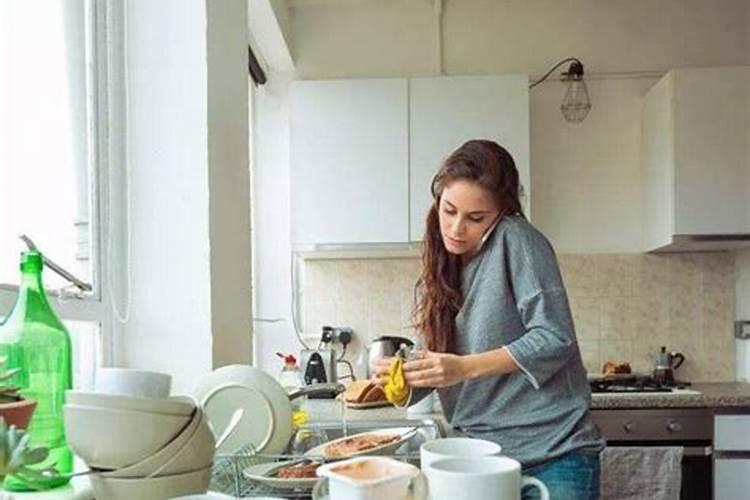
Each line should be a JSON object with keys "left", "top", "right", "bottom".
{"left": 589, "top": 376, "right": 690, "bottom": 394}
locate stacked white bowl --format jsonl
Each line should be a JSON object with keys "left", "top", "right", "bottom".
{"left": 63, "top": 369, "right": 216, "bottom": 500}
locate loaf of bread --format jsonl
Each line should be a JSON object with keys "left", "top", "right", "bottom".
{"left": 343, "top": 380, "right": 386, "bottom": 404}
{"left": 602, "top": 361, "right": 632, "bottom": 375}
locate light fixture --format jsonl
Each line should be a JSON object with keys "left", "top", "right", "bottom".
{"left": 530, "top": 57, "right": 591, "bottom": 123}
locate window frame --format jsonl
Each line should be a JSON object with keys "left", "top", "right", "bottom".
{"left": 0, "top": 0, "right": 127, "bottom": 368}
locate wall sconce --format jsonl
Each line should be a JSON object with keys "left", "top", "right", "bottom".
{"left": 530, "top": 57, "right": 591, "bottom": 123}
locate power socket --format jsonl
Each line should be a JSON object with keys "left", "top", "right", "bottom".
{"left": 333, "top": 327, "right": 353, "bottom": 346}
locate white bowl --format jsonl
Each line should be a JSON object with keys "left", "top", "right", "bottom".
{"left": 147, "top": 409, "right": 215, "bottom": 477}
{"left": 66, "top": 390, "right": 195, "bottom": 416}
{"left": 95, "top": 368, "right": 172, "bottom": 399}
{"left": 90, "top": 466, "right": 212, "bottom": 500}
{"left": 64, "top": 404, "right": 191, "bottom": 469}
{"left": 101, "top": 406, "right": 205, "bottom": 478}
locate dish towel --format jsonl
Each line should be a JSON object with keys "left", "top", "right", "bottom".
{"left": 601, "top": 446, "right": 683, "bottom": 500}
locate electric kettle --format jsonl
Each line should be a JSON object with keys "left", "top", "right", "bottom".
{"left": 653, "top": 346, "right": 685, "bottom": 384}
{"left": 367, "top": 336, "right": 415, "bottom": 377}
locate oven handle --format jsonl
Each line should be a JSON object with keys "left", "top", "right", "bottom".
{"left": 683, "top": 445, "right": 713, "bottom": 457}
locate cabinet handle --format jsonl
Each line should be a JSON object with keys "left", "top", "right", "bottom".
{"left": 666, "top": 421, "right": 682, "bottom": 433}
{"left": 623, "top": 422, "right": 635, "bottom": 433}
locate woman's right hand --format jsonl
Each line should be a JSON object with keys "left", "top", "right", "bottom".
{"left": 371, "top": 356, "right": 395, "bottom": 384}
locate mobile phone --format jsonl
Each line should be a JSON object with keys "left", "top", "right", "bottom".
{"left": 476, "top": 213, "right": 503, "bottom": 252}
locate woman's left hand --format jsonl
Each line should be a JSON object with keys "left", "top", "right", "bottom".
{"left": 402, "top": 351, "right": 469, "bottom": 388}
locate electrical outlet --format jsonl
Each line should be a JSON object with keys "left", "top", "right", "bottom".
{"left": 332, "top": 326, "right": 354, "bottom": 346}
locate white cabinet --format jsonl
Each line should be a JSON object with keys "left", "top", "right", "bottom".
{"left": 290, "top": 76, "right": 530, "bottom": 247}
{"left": 409, "top": 75, "right": 530, "bottom": 241}
{"left": 715, "top": 415, "right": 750, "bottom": 500}
{"left": 642, "top": 67, "right": 750, "bottom": 252}
{"left": 290, "top": 79, "right": 409, "bottom": 246}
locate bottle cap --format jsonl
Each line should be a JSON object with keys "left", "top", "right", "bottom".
{"left": 276, "top": 352, "right": 297, "bottom": 365}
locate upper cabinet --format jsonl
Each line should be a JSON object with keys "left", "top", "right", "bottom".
{"left": 290, "top": 79, "right": 409, "bottom": 246}
{"left": 642, "top": 67, "right": 750, "bottom": 252}
{"left": 290, "top": 75, "right": 530, "bottom": 247}
{"left": 409, "top": 75, "right": 530, "bottom": 240}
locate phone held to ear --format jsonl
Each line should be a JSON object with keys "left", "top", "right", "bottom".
{"left": 476, "top": 214, "right": 503, "bottom": 253}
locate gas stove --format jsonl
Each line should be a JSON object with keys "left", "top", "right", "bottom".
{"left": 589, "top": 375, "right": 698, "bottom": 395}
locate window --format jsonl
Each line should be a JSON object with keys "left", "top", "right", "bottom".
{"left": 0, "top": 1, "right": 122, "bottom": 389}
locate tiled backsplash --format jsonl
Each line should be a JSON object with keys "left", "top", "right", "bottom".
{"left": 301, "top": 253, "right": 736, "bottom": 382}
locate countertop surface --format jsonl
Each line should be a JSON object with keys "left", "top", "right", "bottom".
{"left": 591, "top": 382, "right": 750, "bottom": 410}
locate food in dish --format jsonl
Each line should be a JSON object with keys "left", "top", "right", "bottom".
{"left": 602, "top": 361, "right": 631, "bottom": 375}
{"left": 330, "top": 459, "right": 401, "bottom": 481}
{"left": 324, "top": 434, "right": 401, "bottom": 458}
{"left": 275, "top": 461, "right": 320, "bottom": 479}
{"left": 343, "top": 380, "right": 386, "bottom": 404}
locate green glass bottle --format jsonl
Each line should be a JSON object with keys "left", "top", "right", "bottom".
{"left": 0, "top": 251, "right": 72, "bottom": 491}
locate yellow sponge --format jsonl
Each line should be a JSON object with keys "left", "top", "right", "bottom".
{"left": 383, "top": 357, "right": 410, "bottom": 407}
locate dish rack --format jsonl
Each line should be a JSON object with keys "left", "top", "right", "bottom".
{"left": 209, "top": 419, "right": 440, "bottom": 498}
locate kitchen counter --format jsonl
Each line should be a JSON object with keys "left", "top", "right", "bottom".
{"left": 592, "top": 382, "right": 750, "bottom": 410}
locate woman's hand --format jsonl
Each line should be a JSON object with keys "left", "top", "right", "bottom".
{"left": 401, "top": 351, "right": 468, "bottom": 388}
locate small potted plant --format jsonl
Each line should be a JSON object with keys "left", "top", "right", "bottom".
{"left": 0, "top": 357, "right": 36, "bottom": 429}
{"left": 0, "top": 417, "right": 54, "bottom": 486}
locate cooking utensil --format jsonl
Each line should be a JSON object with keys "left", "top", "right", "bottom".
{"left": 215, "top": 408, "right": 243, "bottom": 450}
{"left": 653, "top": 346, "right": 685, "bottom": 384}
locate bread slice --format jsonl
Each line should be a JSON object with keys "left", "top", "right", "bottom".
{"left": 343, "top": 380, "right": 386, "bottom": 403}
{"left": 344, "top": 380, "right": 372, "bottom": 403}
{"left": 360, "top": 384, "right": 386, "bottom": 403}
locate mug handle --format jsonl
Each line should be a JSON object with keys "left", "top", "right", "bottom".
{"left": 312, "top": 477, "right": 328, "bottom": 499}
{"left": 521, "top": 476, "right": 549, "bottom": 500}
{"left": 409, "top": 472, "right": 430, "bottom": 500}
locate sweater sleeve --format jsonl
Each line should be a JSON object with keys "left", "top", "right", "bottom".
{"left": 501, "top": 224, "right": 577, "bottom": 389}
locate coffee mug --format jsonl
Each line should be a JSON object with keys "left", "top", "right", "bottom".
{"left": 315, "top": 456, "right": 428, "bottom": 500}
{"left": 95, "top": 368, "right": 172, "bottom": 399}
{"left": 425, "top": 456, "right": 549, "bottom": 500}
{"left": 420, "top": 437, "right": 502, "bottom": 470}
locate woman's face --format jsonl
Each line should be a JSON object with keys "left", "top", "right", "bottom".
{"left": 438, "top": 179, "right": 500, "bottom": 257}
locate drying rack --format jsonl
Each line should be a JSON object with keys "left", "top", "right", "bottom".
{"left": 209, "top": 419, "right": 439, "bottom": 498}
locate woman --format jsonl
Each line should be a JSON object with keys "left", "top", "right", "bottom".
{"left": 375, "top": 139, "right": 604, "bottom": 500}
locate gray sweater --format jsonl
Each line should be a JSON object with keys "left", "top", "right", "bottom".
{"left": 421, "top": 215, "right": 604, "bottom": 467}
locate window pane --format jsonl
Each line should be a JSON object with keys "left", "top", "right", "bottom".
{"left": 67, "top": 320, "right": 101, "bottom": 391}
{"left": 0, "top": 1, "right": 93, "bottom": 290}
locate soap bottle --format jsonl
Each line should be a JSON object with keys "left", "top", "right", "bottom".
{"left": 276, "top": 353, "right": 307, "bottom": 426}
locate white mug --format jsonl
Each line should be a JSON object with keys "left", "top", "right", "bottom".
{"left": 95, "top": 368, "right": 172, "bottom": 399}
{"left": 425, "top": 456, "right": 549, "bottom": 500}
{"left": 420, "top": 437, "right": 502, "bottom": 470}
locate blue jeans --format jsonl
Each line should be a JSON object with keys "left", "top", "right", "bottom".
{"left": 521, "top": 450, "right": 601, "bottom": 500}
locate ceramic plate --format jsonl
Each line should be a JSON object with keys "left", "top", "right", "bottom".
{"left": 345, "top": 400, "right": 393, "bottom": 410}
{"left": 192, "top": 365, "right": 293, "bottom": 455}
{"left": 303, "top": 426, "right": 416, "bottom": 460}
{"left": 243, "top": 459, "right": 321, "bottom": 491}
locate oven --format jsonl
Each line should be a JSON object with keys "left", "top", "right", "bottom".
{"left": 592, "top": 408, "right": 713, "bottom": 500}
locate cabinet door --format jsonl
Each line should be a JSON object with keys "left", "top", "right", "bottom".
{"left": 672, "top": 67, "right": 750, "bottom": 235}
{"left": 409, "top": 75, "right": 530, "bottom": 241}
{"left": 715, "top": 459, "right": 750, "bottom": 500}
{"left": 290, "top": 79, "right": 409, "bottom": 246}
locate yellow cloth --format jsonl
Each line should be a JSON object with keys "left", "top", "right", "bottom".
{"left": 383, "top": 357, "right": 410, "bottom": 407}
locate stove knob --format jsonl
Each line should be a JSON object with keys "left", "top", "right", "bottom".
{"left": 623, "top": 422, "right": 635, "bottom": 433}
{"left": 666, "top": 421, "right": 682, "bottom": 433}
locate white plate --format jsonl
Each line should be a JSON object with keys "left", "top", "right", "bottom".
{"left": 192, "top": 365, "right": 293, "bottom": 455}
{"left": 304, "top": 427, "right": 416, "bottom": 460}
{"left": 243, "top": 460, "right": 321, "bottom": 491}
{"left": 345, "top": 400, "right": 393, "bottom": 410}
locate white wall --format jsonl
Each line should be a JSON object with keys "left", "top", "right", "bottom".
{"left": 252, "top": 0, "right": 749, "bottom": 369}
{"left": 124, "top": 0, "right": 251, "bottom": 393}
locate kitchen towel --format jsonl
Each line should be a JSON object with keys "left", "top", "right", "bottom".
{"left": 600, "top": 446, "right": 683, "bottom": 500}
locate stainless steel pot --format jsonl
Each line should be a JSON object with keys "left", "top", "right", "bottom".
{"left": 367, "top": 336, "right": 415, "bottom": 376}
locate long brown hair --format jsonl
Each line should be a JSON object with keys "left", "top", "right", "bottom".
{"left": 414, "top": 140, "right": 524, "bottom": 353}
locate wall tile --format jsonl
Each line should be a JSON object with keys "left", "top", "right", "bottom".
{"left": 301, "top": 251, "right": 736, "bottom": 382}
